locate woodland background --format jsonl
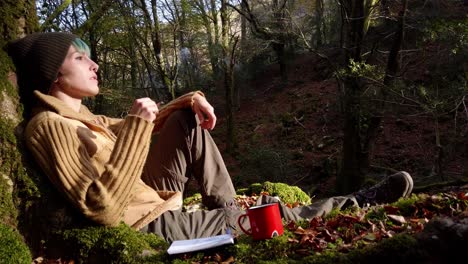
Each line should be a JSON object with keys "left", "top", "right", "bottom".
{"left": 0, "top": 0, "right": 466, "bottom": 263}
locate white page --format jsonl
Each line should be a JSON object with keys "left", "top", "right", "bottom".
{"left": 167, "top": 234, "right": 235, "bottom": 255}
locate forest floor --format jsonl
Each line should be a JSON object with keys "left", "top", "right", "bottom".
{"left": 168, "top": 52, "right": 468, "bottom": 263}
{"left": 208, "top": 52, "right": 467, "bottom": 200}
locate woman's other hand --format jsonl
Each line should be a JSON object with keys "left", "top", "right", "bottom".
{"left": 129, "top": 98, "right": 159, "bottom": 122}
{"left": 192, "top": 93, "right": 216, "bottom": 130}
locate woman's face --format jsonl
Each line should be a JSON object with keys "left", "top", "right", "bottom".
{"left": 55, "top": 45, "right": 99, "bottom": 98}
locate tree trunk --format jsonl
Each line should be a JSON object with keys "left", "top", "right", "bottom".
{"left": 129, "top": 38, "right": 138, "bottom": 91}
{"left": 272, "top": 0, "right": 288, "bottom": 87}
{"left": 193, "top": 0, "right": 221, "bottom": 83}
{"left": 315, "top": 0, "right": 324, "bottom": 47}
{"left": 221, "top": 0, "right": 236, "bottom": 153}
{"left": 150, "top": 0, "right": 174, "bottom": 98}
{"left": 0, "top": 0, "right": 39, "bottom": 257}
{"left": 138, "top": 0, "right": 174, "bottom": 99}
{"left": 362, "top": 0, "right": 408, "bottom": 171}
{"left": 233, "top": 0, "right": 290, "bottom": 88}
{"left": 272, "top": 42, "right": 288, "bottom": 87}
{"left": 175, "top": 0, "right": 194, "bottom": 91}
{"left": 338, "top": 0, "right": 366, "bottom": 194}
{"left": 339, "top": 78, "right": 364, "bottom": 193}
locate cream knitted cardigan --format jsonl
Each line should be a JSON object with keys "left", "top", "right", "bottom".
{"left": 25, "top": 90, "right": 202, "bottom": 229}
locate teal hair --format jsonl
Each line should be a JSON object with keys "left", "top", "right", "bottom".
{"left": 71, "top": 38, "right": 91, "bottom": 56}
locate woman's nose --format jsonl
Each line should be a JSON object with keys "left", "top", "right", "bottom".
{"left": 90, "top": 60, "right": 99, "bottom": 72}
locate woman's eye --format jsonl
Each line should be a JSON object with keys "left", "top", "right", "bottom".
{"left": 76, "top": 56, "right": 83, "bottom": 60}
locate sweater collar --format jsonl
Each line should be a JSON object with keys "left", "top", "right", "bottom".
{"left": 32, "top": 90, "right": 95, "bottom": 122}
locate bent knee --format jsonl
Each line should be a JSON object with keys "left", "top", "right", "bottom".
{"left": 162, "top": 109, "right": 196, "bottom": 132}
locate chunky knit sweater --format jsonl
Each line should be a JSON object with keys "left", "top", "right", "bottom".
{"left": 25, "top": 90, "right": 202, "bottom": 229}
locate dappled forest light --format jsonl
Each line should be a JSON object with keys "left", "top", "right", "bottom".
{"left": 1, "top": 0, "right": 466, "bottom": 263}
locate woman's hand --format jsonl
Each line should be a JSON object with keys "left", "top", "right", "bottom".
{"left": 192, "top": 93, "right": 216, "bottom": 130}
{"left": 129, "top": 98, "right": 159, "bottom": 122}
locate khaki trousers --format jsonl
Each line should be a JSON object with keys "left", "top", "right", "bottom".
{"left": 140, "top": 110, "right": 359, "bottom": 242}
{"left": 141, "top": 109, "right": 236, "bottom": 209}
{"left": 142, "top": 195, "right": 358, "bottom": 243}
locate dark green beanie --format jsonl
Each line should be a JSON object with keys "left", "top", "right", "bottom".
{"left": 7, "top": 32, "right": 78, "bottom": 94}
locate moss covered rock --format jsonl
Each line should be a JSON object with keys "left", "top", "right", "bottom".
{"left": 239, "top": 182, "right": 311, "bottom": 205}
{"left": 262, "top": 182, "right": 311, "bottom": 205}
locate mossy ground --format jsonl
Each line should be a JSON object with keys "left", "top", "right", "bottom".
{"left": 51, "top": 223, "right": 169, "bottom": 264}
{"left": 168, "top": 191, "right": 468, "bottom": 263}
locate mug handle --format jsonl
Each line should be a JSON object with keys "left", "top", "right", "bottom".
{"left": 237, "top": 214, "right": 251, "bottom": 235}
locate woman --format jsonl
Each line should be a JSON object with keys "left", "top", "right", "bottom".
{"left": 7, "top": 32, "right": 413, "bottom": 243}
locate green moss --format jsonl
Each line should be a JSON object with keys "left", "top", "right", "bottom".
{"left": 298, "top": 234, "right": 427, "bottom": 264}
{"left": 56, "top": 223, "right": 169, "bottom": 264}
{"left": 346, "top": 234, "right": 427, "bottom": 263}
{"left": 0, "top": 118, "right": 40, "bottom": 226}
{"left": 0, "top": 118, "right": 20, "bottom": 225}
{"left": 183, "top": 192, "right": 202, "bottom": 205}
{"left": 0, "top": 175, "right": 15, "bottom": 226}
{"left": 0, "top": 1, "right": 38, "bottom": 97}
{"left": 324, "top": 207, "right": 344, "bottom": 220}
{"left": 364, "top": 207, "right": 387, "bottom": 222}
{"left": 0, "top": 223, "right": 32, "bottom": 264}
{"left": 262, "top": 182, "right": 311, "bottom": 205}
{"left": 392, "top": 193, "right": 420, "bottom": 216}
{"left": 364, "top": 194, "right": 422, "bottom": 223}
{"left": 233, "top": 231, "right": 296, "bottom": 263}
{"left": 301, "top": 250, "right": 351, "bottom": 264}
{"left": 240, "top": 182, "right": 311, "bottom": 205}
{"left": 0, "top": 52, "right": 16, "bottom": 99}
{"left": 247, "top": 183, "right": 263, "bottom": 195}
{"left": 236, "top": 187, "right": 249, "bottom": 195}
{"left": 0, "top": 118, "right": 17, "bottom": 143}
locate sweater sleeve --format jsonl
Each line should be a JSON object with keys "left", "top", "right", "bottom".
{"left": 26, "top": 114, "right": 154, "bottom": 226}
{"left": 153, "top": 91, "right": 204, "bottom": 132}
{"left": 94, "top": 115, "right": 125, "bottom": 135}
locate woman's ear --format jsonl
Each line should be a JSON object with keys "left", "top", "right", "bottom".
{"left": 55, "top": 71, "right": 63, "bottom": 81}
{"left": 54, "top": 71, "right": 64, "bottom": 85}
{"left": 49, "top": 78, "right": 61, "bottom": 95}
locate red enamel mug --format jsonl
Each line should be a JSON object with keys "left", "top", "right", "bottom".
{"left": 238, "top": 203, "right": 284, "bottom": 240}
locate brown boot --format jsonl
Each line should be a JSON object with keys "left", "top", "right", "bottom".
{"left": 355, "top": 171, "right": 413, "bottom": 207}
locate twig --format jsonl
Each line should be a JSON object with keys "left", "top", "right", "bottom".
{"left": 294, "top": 117, "right": 306, "bottom": 129}
{"left": 462, "top": 95, "right": 468, "bottom": 120}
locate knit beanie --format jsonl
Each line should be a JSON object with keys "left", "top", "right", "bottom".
{"left": 7, "top": 32, "right": 78, "bottom": 94}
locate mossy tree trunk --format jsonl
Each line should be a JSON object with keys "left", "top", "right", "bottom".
{"left": 0, "top": 0, "right": 39, "bottom": 261}
{"left": 0, "top": 0, "right": 37, "bottom": 230}
{"left": 1, "top": 0, "right": 91, "bottom": 258}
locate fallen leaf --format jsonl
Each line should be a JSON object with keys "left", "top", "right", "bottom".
{"left": 294, "top": 226, "right": 305, "bottom": 234}
{"left": 288, "top": 237, "right": 299, "bottom": 243}
{"left": 363, "top": 233, "right": 377, "bottom": 241}
{"left": 458, "top": 192, "right": 468, "bottom": 200}
{"left": 384, "top": 205, "right": 400, "bottom": 214}
{"left": 221, "top": 256, "right": 235, "bottom": 264}
{"left": 388, "top": 214, "right": 406, "bottom": 224}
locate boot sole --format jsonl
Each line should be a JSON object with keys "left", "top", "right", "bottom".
{"left": 397, "top": 171, "right": 414, "bottom": 197}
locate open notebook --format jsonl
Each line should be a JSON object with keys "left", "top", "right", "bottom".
{"left": 167, "top": 233, "right": 235, "bottom": 255}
